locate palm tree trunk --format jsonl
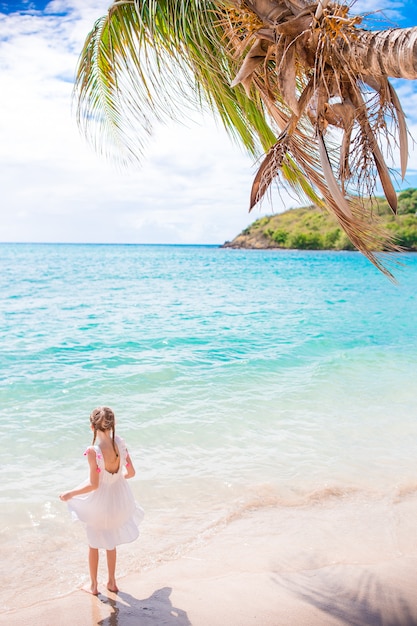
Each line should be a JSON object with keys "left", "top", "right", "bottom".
{"left": 344, "top": 27, "right": 417, "bottom": 80}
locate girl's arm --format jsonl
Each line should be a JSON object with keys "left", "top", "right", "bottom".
{"left": 59, "top": 448, "right": 100, "bottom": 501}
{"left": 124, "top": 451, "right": 136, "bottom": 479}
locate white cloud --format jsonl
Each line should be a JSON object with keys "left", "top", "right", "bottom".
{"left": 1, "top": 1, "right": 417, "bottom": 245}
{"left": 0, "top": 1, "right": 287, "bottom": 244}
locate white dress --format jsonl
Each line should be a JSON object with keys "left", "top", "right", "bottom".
{"left": 67, "top": 435, "right": 144, "bottom": 550}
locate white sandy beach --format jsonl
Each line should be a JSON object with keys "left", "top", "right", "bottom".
{"left": 3, "top": 497, "right": 417, "bottom": 626}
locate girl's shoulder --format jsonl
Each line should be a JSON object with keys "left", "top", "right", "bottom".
{"left": 84, "top": 443, "right": 100, "bottom": 455}
{"left": 84, "top": 444, "right": 104, "bottom": 470}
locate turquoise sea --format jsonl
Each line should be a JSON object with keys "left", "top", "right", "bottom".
{"left": 1, "top": 243, "right": 417, "bottom": 612}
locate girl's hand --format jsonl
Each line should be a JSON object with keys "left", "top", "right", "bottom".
{"left": 59, "top": 492, "right": 72, "bottom": 501}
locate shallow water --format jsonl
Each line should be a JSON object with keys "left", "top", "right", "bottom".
{"left": 1, "top": 244, "right": 417, "bottom": 611}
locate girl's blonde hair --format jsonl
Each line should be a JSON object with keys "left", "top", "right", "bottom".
{"left": 90, "top": 406, "right": 118, "bottom": 457}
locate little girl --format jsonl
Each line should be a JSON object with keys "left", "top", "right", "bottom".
{"left": 60, "top": 406, "right": 144, "bottom": 595}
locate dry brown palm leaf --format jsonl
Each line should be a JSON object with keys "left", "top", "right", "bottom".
{"left": 386, "top": 82, "right": 409, "bottom": 180}
{"left": 372, "top": 143, "right": 398, "bottom": 214}
{"left": 317, "top": 131, "right": 352, "bottom": 218}
{"left": 255, "top": 28, "right": 276, "bottom": 43}
{"left": 240, "top": 0, "right": 293, "bottom": 23}
{"left": 362, "top": 74, "right": 409, "bottom": 181}
{"left": 251, "top": 83, "right": 399, "bottom": 278}
{"left": 347, "top": 87, "right": 398, "bottom": 213}
{"left": 276, "top": 38, "right": 299, "bottom": 114}
{"left": 307, "top": 9, "right": 399, "bottom": 213}
{"left": 322, "top": 99, "right": 355, "bottom": 184}
{"left": 250, "top": 130, "right": 291, "bottom": 208}
{"left": 274, "top": 11, "right": 313, "bottom": 36}
{"left": 315, "top": 0, "right": 330, "bottom": 21}
{"left": 250, "top": 75, "right": 317, "bottom": 208}
{"left": 283, "top": 0, "right": 310, "bottom": 16}
{"left": 230, "top": 38, "right": 270, "bottom": 88}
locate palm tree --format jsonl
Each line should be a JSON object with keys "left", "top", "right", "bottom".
{"left": 75, "top": 0, "right": 417, "bottom": 277}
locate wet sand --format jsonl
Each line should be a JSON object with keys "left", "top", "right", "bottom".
{"left": 2, "top": 499, "right": 417, "bottom": 625}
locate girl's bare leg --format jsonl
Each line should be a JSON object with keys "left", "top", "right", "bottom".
{"left": 106, "top": 548, "right": 119, "bottom": 592}
{"left": 82, "top": 547, "right": 99, "bottom": 595}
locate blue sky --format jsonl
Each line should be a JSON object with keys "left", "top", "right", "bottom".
{"left": 0, "top": 1, "right": 416, "bottom": 244}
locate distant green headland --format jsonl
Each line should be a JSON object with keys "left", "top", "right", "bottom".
{"left": 222, "top": 188, "right": 417, "bottom": 251}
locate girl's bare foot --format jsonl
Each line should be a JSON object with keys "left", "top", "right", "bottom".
{"left": 82, "top": 582, "right": 99, "bottom": 596}
{"left": 107, "top": 581, "right": 119, "bottom": 593}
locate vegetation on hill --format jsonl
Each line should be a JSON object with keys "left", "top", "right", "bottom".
{"left": 223, "top": 189, "right": 417, "bottom": 252}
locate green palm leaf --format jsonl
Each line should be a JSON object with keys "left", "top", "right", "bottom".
{"left": 75, "top": 1, "right": 277, "bottom": 164}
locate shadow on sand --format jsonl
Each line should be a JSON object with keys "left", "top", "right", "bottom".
{"left": 274, "top": 564, "right": 417, "bottom": 626}
{"left": 96, "top": 587, "right": 191, "bottom": 626}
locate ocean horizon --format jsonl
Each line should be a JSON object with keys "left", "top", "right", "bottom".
{"left": 1, "top": 242, "right": 417, "bottom": 613}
